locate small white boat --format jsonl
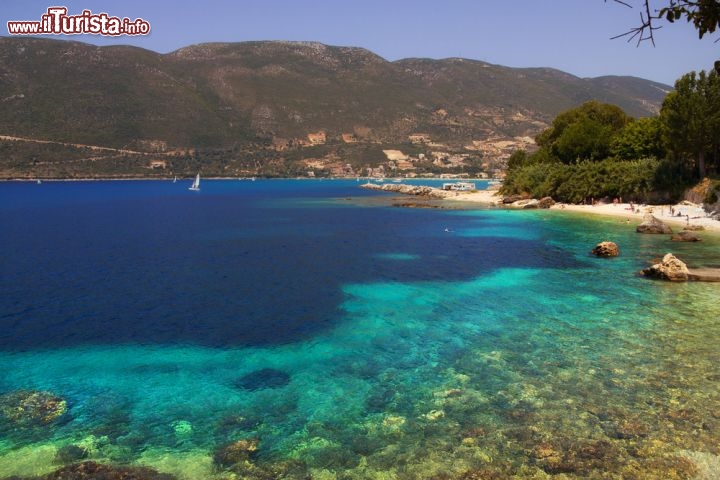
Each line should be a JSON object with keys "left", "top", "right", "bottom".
{"left": 189, "top": 173, "right": 201, "bottom": 191}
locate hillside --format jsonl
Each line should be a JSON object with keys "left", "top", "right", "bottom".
{"left": 0, "top": 38, "right": 671, "bottom": 178}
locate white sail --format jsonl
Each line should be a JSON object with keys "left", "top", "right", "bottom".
{"left": 189, "top": 173, "right": 200, "bottom": 191}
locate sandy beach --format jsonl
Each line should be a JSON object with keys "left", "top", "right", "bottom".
{"left": 443, "top": 187, "right": 720, "bottom": 233}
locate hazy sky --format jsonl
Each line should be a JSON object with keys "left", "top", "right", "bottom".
{"left": 1, "top": 0, "right": 717, "bottom": 85}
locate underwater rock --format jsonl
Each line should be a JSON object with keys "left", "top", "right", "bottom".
{"left": 381, "top": 414, "right": 406, "bottom": 434}
{"left": 214, "top": 438, "right": 259, "bottom": 467}
{"left": 55, "top": 444, "right": 89, "bottom": 463}
{"left": 591, "top": 241, "right": 619, "bottom": 257}
{"left": 171, "top": 419, "right": 193, "bottom": 437}
{"left": 604, "top": 418, "right": 650, "bottom": 439}
{"left": 458, "top": 468, "right": 513, "bottom": 479}
{"left": 38, "top": 461, "right": 175, "bottom": 479}
{"left": 234, "top": 368, "right": 291, "bottom": 391}
{"left": 422, "top": 409, "right": 446, "bottom": 421}
{"left": 640, "top": 253, "right": 690, "bottom": 281}
{"left": 0, "top": 390, "right": 68, "bottom": 427}
{"left": 636, "top": 213, "right": 673, "bottom": 234}
{"left": 671, "top": 230, "right": 702, "bottom": 242}
{"left": 365, "top": 386, "right": 396, "bottom": 412}
{"left": 683, "top": 224, "right": 705, "bottom": 231}
{"left": 532, "top": 442, "right": 575, "bottom": 474}
{"left": 216, "top": 414, "right": 261, "bottom": 437}
{"left": 531, "top": 438, "right": 618, "bottom": 475}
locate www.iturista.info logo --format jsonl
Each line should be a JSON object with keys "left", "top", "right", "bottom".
{"left": 7, "top": 7, "right": 150, "bottom": 36}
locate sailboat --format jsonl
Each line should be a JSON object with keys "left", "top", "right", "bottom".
{"left": 189, "top": 173, "right": 200, "bottom": 191}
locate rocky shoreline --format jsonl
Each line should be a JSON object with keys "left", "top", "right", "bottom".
{"left": 359, "top": 182, "right": 464, "bottom": 199}
{"left": 361, "top": 182, "right": 720, "bottom": 232}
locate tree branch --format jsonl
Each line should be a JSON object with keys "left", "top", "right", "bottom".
{"left": 607, "top": 0, "right": 663, "bottom": 46}
{"left": 608, "top": 0, "right": 720, "bottom": 45}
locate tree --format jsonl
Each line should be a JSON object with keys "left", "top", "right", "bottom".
{"left": 535, "top": 101, "right": 631, "bottom": 164}
{"left": 661, "top": 69, "right": 720, "bottom": 177}
{"left": 611, "top": 116, "right": 666, "bottom": 159}
{"left": 608, "top": 0, "right": 720, "bottom": 46}
{"left": 506, "top": 149, "right": 528, "bottom": 172}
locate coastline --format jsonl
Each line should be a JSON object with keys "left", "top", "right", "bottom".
{"left": 546, "top": 201, "right": 720, "bottom": 233}
{"left": 379, "top": 184, "right": 720, "bottom": 234}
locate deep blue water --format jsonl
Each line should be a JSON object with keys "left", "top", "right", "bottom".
{"left": 1, "top": 179, "right": 719, "bottom": 479}
{"left": 0, "top": 179, "right": 582, "bottom": 350}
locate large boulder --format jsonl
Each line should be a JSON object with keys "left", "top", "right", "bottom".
{"left": 636, "top": 213, "right": 673, "bottom": 234}
{"left": 591, "top": 241, "right": 619, "bottom": 257}
{"left": 537, "top": 197, "right": 555, "bottom": 209}
{"left": 640, "top": 253, "right": 689, "bottom": 281}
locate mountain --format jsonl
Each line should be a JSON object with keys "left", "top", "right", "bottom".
{"left": 0, "top": 38, "right": 671, "bottom": 177}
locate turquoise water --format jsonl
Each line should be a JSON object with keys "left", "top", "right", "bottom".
{"left": 1, "top": 180, "right": 719, "bottom": 479}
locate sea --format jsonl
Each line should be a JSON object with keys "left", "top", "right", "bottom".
{"left": 0, "top": 179, "right": 719, "bottom": 479}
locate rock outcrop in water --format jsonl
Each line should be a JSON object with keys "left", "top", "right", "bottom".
{"left": 641, "top": 253, "right": 689, "bottom": 281}
{"left": 360, "top": 183, "right": 449, "bottom": 198}
{"left": 591, "top": 241, "right": 619, "bottom": 257}
{"left": 636, "top": 213, "right": 673, "bottom": 234}
{"left": 671, "top": 230, "right": 702, "bottom": 242}
{"left": 642, "top": 253, "right": 720, "bottom": 282}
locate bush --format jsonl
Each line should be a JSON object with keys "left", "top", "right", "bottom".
{"left": 502, "top": 157, "right": 662, "bottom": 203}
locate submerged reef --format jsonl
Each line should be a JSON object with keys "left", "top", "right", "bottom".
{"left": 20, "top": 461, "right": 176, "bottom": 479}
{"left": 0, "top": 391, "right": 68, "bottom": 428}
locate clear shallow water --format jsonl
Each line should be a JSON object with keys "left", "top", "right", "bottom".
{"left": 1, "top": 180, "right": 719, "bottom": 479}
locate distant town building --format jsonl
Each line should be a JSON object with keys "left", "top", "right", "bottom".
{"left": 442, "top": 182, "right": 475, "bottom": 191}
{"left": 148, "top": 160, "right": 167, "bottom": 169}
{"left": 307, "top": 131, "right": 327, "bottom": 145}
{"left": 408, "top": 133, "right": 431, "bottom": 144}
{"left": 382, "top": 150, "right": 409, "bottom": 161}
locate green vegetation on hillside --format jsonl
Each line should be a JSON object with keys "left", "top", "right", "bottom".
{"left": 502, "top": 68, "right": 720, "bottom": 203}
{"left": 0, "top": 38, "right": 671, "bottom": 178}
